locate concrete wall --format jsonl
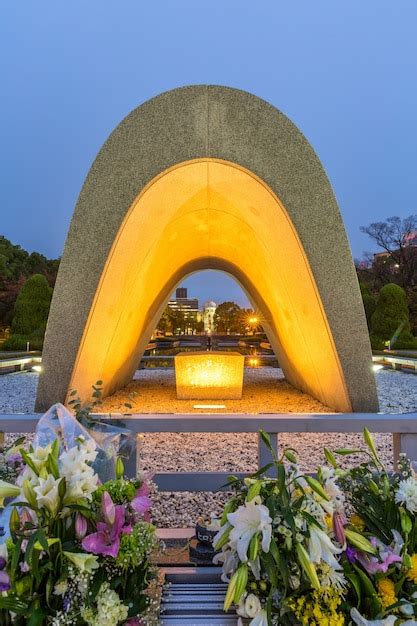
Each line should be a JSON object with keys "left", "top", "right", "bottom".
{"left": 36, "top": 85, "right": 378, "bottom": 412}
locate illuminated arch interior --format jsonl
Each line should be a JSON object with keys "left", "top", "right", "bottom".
{"left": 69, "top": 159, "right": 351, "bottom": 411}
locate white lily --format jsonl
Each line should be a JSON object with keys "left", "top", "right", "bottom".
{"left": 17, "top": 466, "right": 39, "bottom": 488}
{"left": 308, "top": 526, "right": 342, "bottom": 571}
{"left": 350, "top": 608, "right": 408, "bottom": 626}
{"left": 63, "top": 551, "right": 99, "bottom": 573}
{"left": 249, "top": 609, "right": 268, "bottom": 626}
{"left": 213, "top": 549, "right": 238, "bottom": 583}
{"left": 227, "top": 499, "right": 272, "bottom": 562}
{"left": 28, "top": 444, "right": 53, "bottom": 471}
{"left": 33, "top": 474, "right": 61, "bottom": 514}
{"left": 63, "top": 472, "right": 99, "bottom": 504}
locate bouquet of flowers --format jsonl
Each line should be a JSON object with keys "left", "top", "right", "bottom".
{"left": 0, "top": 435, "right": 157, "bottom": 625}
{"left": 213, "top": 432, "right": 351, "bottom": 625}
{"left": 330, "top": 430, "right": 417, "bottom": 625}
{"left": 215, "top": 430, "right": 417, "bottom": 626}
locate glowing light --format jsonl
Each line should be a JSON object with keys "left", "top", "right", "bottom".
{"left": 372, "top": 364, "right": 384, "bottom": 372}
{"left": 32, "top": 365, "right": 42, "bottom": 373}
{"left": 248, "top": 316, "right": 258, "bottom": 325}
{"left": 175, "top": 351, "right": 244, "bottom": 399}
{"left": 248, "top": 358, "right": 259, "bottom": 367}
{"left": 193, "top": 404, "right": 226, "bottom": 409}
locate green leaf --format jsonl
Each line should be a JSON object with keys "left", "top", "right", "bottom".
{"left": 20, "top": 449, "right": 39, "bottom": 475}
{"left": 301, "top": 510, "right": 324, "bottom": 529}
{"left": 259, "top": 430, "right": 277, "bottom": 460}
{"left": 260, "top": 551, "right": 278, "bottom": 588}
{"left": 47, "top": 452, "right": 60, "bottom": 479}
{"left": 250, "top": 462, "right": 275, "bottom": 478}
{"left": 10, "top": 536, "right": 23, "bottom": 581}
{"left": 0, "top": 596, "right": 28, "bottom": 612}
{"left": 28, "top": 608, "right": 46, "bottom": 626}
{"left": 345, "top": 571, "right": 361, "bottom": 604}
{"left": 334, "top": 448, "right": 363, "bottom": 455}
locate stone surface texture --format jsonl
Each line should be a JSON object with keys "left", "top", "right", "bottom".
{"left": 36, "top": 85, "right": 378, "bottom": 412}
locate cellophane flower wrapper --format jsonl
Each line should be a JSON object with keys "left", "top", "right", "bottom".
{"left": 35, "top": 403, "right": 135, "bottom": 483}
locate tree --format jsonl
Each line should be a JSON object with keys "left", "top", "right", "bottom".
{"left": 360, "top": 215, "right": 417, "bottom": 289}
{"left": 214, "top": 301, "right": 241, "bottom": 334}
{"left": 11, "top": 274, "right": 53, "bottom": 336}
{"left": 370, "top": 283, "right": 416, "bottom": 349}
{"left": 0, "top": 236, "right": 60, "bottom": 327}
{"left": 359, "top": 283, "right": 377, "bottom": 331}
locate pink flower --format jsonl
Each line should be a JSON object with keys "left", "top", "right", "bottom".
{"left": 356, "top": 537, "right": 402, "bottom": 574}
{"left": 75, "top": 513, "right": 88, "bottom": 540}
{"left": 82, "top": 492, "right": 129, "bottom": 558}
{"left": 131, "top": 482, "right": 152, "bottom": 520}
{"left": 333, "top": 511, "right": 347, "bottom": 545}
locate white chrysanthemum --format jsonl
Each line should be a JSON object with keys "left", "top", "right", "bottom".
{"left": 395, "top": 477, "right": 417, "bottom": 513}
{"left": 320, "top": 563, "right": 347, "bottom": 591}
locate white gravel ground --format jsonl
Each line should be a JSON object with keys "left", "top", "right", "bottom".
{"left": 1, "top": 367, "right": 417, "bottom": 527}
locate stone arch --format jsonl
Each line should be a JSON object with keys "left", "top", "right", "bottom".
{"left": 36, "top": 86, "right": 378, "bottom": 412}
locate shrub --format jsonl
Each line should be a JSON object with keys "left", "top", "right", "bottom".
{"left": 359, "top": 283, "right": 377, "bottom": 330}
{"left": 371, "top": 283, "right": 416, "bottom": 348}
{"left": 11, "top": 274, "right": 52, "bottom": 337}
{"left": 1, "top": 334, "right": 44, "bottom": 351}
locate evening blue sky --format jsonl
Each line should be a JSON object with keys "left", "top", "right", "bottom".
{"left": 1, "top": 1, "right": 416, "bottom": 307}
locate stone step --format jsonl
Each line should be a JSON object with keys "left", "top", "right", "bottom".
{"left": 160, "top": 567, "right": 237, "bottom": 626}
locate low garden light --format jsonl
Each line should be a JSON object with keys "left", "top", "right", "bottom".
{"left": 249, "top": 357, "right": 259, "bottom": 367}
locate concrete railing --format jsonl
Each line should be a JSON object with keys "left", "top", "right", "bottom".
{"left": 0, "top": 356, "right": 41, "bottom": 373}
{"left": 373, "top": 354, "right": 417, "bottom": 373}
{"left": 1, "top": 412, "right": 417, "bottom": 491}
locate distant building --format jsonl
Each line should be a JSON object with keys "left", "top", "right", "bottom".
{"left": 203, "top": 300, "right": 217, "bottom": 333}
{"left": 168, "top": 288, "right": 199, "bottom": 315}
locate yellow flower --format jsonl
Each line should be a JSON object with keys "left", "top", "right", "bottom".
{"left": 377, "top": 578, "right": 397, "bottom": 609}
{"left": 288, "top": 588, "right": 345, "bottom": 626}
{"left": 350, "top": 514, "right": 365, "bottom": 531}
{"left": 324, "top": 514, "right": 333, "bottom": 529}
{"left": 406, "top": 553, "right": 417, "bottom": 584}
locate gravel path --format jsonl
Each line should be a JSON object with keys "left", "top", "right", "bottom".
{"left": 1, "top": 367, "right": 417, "bottom": 527}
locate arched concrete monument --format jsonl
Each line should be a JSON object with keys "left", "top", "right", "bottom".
{"left": 36, "top": 85, "right": 378, "bottom": 413}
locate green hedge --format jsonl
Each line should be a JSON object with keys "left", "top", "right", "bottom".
{"left": 2, "top": 334, "right": 44, "bottom": 351}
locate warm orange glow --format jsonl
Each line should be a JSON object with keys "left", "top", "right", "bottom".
{"left": 68, "top": 159, "right": 351, "bottom": 411}
{"left": 175, "top": 351, "right": 244, "bottom": 399}
{"left": 248, "top": 317, "right": 258, "bottom": 325}
{"left": 249, "top": 358, "right": 259, "bottom": 367}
